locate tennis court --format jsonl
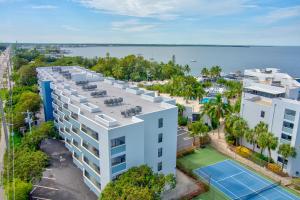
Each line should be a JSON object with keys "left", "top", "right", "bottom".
{"left": 194, "top": 160, "right": 300, "bottom": 200}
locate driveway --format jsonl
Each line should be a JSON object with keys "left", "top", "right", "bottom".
{"left": 30, "top": 139, "right": 97, "bottom": 200}
{"left": 177, "top": 126, "right": 193, "bottom": 152}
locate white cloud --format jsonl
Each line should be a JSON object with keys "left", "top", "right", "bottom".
{"left": 31, "top": 5, "right": 58, "bottom": 9}
{"left": 111, "top": 19, "right": 156, "bottom": 32}
{"left": 76, "top": 0, "right": 254, "bottom": 19}
{"left": 61, "top": 25, "right": 80, "bottom": 31}
{"left": 258, "top": 6, "right": 300, "bottom": 24}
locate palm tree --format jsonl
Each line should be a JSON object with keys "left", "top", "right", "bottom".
{"left": 278, "top": 144, "right": 297, "bottom": 171}
{"left": 210, "top": 66, "right": 222, "bottom": 79}
{"left": 232, "top": 117, "right": 248, "bottom": 145}
{"left": 201, "top": 67, "right": 210, "bottom": 77}
{"left": 254, "top": 121, "right": 268, "bottom": 135}
{"left": 194, "top": 85, "right": 206, "bottom": 102}
{"left": 245, "top": 128, "right": 256, "bottom": 151}
{"left": 257, "top": 131, "right": 269, "bottom": 155}
{"left": 224, "top": 114, "right": 239, "bottom": 134}
{"left": 201, "top": 93, "right": 231, "bottom": 138}
{"left": 265, "top": 132, "right": 278, "bottom": 163}
{"left": 184, "top": 64, "right": 191, "bottom": 74}
{"left": 176, "top": 103, "right": 185, "bottom": 116}
{"left": 183, "top": 85, "right": 193, "bottom": 103}
{"left": 188, "top": 120, "right": 209, "bottom": 147}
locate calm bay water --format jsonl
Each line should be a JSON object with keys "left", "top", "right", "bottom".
{"left": 63, "top": 46, "right": 300, "bottom": 77}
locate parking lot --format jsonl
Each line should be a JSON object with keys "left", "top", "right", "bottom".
{"left": 30, "top": 139, "right": 97, "bottom": 200}
{"left": 177, "top": 126, "right": 193, "bottom": 152}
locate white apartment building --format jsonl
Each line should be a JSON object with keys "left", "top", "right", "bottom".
{"left": 240, "top": 68, "right": 300, "bottom": 177}
{"left": 37, "top": 66, "right": 178, "bottom": 196}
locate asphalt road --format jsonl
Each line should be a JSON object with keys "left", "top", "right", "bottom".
{"left": 0, "top": 47, "right": 11, "bottom": 200}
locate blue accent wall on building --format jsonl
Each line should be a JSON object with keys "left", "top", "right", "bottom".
{"left": 41, "top": 81, "right": 54, "bottom": 121}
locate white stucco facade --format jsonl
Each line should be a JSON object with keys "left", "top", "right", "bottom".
{"left": 241, "top": 68, "right": 300, "bottom": 177}
{"left": 37, "top": 66, "right": 178, "bottom": 196}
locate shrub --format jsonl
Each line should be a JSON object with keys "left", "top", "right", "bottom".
{"left": 178, "top": 116, "right": 188, "bottom": 126}
{"left": 177, "top": 147, "right": 195, "bottom": 158}
{"left": 225, "top": 134, "right": 235, "bottom": 145}
{"left": 235, "top": 146, "right": 251, "bottom": 158}
{"left": 5, "top": 179, "right": 33, "bottom": 200}
{"left": 267, "top": 163, "right": 288, "bottom": 177}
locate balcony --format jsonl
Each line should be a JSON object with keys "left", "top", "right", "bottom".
{"left": 280, "top": 138, "right": 291, "bottom": 144}
{"left": 83, "top": 157, "right": 101, "bottom": 176}
{"left": 83, "top": 176, "right": 101, "bottom": 196}
{"left": 111, "top": 144, "right": 126, "bottom": 156}
{"left": 282, "top": 126, "right": 293, "bottom": 134}
{"left": 69, "top": 117, "right": 80, "bottom": 128}
{"left": 112, "top": 162, "right": 126, "bottom": 174}
{"left": 284, "top": 114, "right": 295, "bottom": 122}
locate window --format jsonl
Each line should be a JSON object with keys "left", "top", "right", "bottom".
{"left": 157, "top": 162, "right": 162, "bottom": 171}
{"left": 73, "top": 140, "right": 79, "bottom": 147}
{"left": 277, "top": 156, "right": 288, "bottom": 165}
{"left": 111, "top": 136, "right": 125, "bottom": 148}
{"left": 283, "top": 121, "right": 294, "bottom": 129}
{"left": 158, "top": 148, "right": 163, "bottom": 157}
{"left": 260, "top": 111, "right": 265, "bottom": 118}
{"left": 158, "top": 118, "right": 163, "bottom": 128}
{"left": 74, "top": 152, "right": 80, "bottom": 160}
{"left": 112, "top": 154, "right": 126, "bottom": 166}
{"left": 158, "top": 133, "right": 163, "bottom": 143}
{"left": 281, "top": 133, "right": 292, "bottom": 141}
{"left": 285, "top": 109, "right": 296, "bottom": 116}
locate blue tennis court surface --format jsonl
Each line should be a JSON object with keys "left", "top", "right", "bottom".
{"left": 194, "top": 160, "right": 300, "bottom": 200}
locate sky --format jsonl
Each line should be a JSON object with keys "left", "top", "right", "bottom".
{"left": 1, "top": 0, "right": 300, "bottom": 45}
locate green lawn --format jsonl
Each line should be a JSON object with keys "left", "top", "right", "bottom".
{"left": 177, "top": 145, "right": 229, "bottom": 171}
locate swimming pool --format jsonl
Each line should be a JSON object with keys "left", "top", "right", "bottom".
{"left": 200, "top": 97, "right": 215, "bottom": 104}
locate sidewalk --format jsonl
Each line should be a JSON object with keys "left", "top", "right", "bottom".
{"left": 0, "top": 125, "right": 6, "bottom": 199}
{"left": 209, "top": 127, "right": 293, "bottom": 186}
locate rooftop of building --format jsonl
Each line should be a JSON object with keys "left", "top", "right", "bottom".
{"left": 37, "top": 66, "right": 176, "bottom": 128}
{"left": 244, "top": 68, "right": 300, "bottom": 89}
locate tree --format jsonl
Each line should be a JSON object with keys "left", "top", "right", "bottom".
{"left": 245, "top": 128, "right": 256, "bottom": 151}
{"left": 5, "top": 179, "right": 33, "bottom": 200}
{"left": 16, "top": 91, "right": 41, "bottom": 114}
{"left": 265, "top": 132, "right": 278, "bottom": 163}
{"left": 188, "top": 120, "right": 209, "bottom": 146}
{"left": 201, "top": 94, "right": 231, "bottom": 138}
{"left": 194, "top": 85, "right": 206, "bottom": 102}
{"left": 183, "top": 85, "right": 193, "bottom": 103}
{"left": 18, "top": 64, "right": 37, "bottom": 86}
{"left": 257, "top": 131, "right": 269, "bottom": 155}
{"left": 201, "top": 67, "right": 210, "bottom": 77}
{"left": 210, "top": 66, "right": 222, "bottom": 78}
{"left": 176, "top": 103, "right": 185, "bottom": 116}
{"left": 232, "top": 117, "right": 248, "bottom": 145}
{"left": 278, "top": 144, "right": 297, "bottom": 171}
{"left": 100, "top": 165, "right": 176, "bottom": 200}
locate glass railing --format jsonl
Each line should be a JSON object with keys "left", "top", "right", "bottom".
{"left": 282, "top": 126, "right": 293, "bottom": 134}
{"left": 111, "top": 144, "right": 126, "bottom": 156}
{"left": 112, "top": 162, "right": 126, "bottom": 174}
{"left": 280, "top": 138, "right": 291, "bottom": 144}
{"left": 82, "top": 142, "right": 100, "bottom": 158}
{"left": 284, "top": 114, "right": 295, "bottom": 121}
{"left": 81, "top": 126, "right": 98, "bottom": 141}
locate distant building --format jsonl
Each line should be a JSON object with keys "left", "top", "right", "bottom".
{"left": 37, "top": 66, "right": 178, "bottom": 196}
{"left": 240, "top": 68, "right": 300, "bottom": 176}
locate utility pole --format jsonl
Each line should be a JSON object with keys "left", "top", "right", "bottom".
{"left": 23, "top": 110, "right": 33, "bottom": 134}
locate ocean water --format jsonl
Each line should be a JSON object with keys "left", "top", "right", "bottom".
{"left": 62, "top": 46, "right": 300, "bottom": 77}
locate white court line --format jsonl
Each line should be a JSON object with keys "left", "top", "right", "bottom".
{"left": 31, "top": 196, "right": 51, "bottom": 200}
{"left": 45, "top": 168, "right": 52, "bottom": 171}
{"left": 216, "top": 171, "right": 244, "bottom": 182}
{"left": 231, "top": 175, "right": 268, "bottom": 200}
{"left": 196, "top": 169, "right": 238, "bottom": 199}
{"left": 42, "top": 177, "right": 56, "bottom": 180}
{"left": 226, "top": 160, "right": 297, "bottom": 200}
{"left": 33, "top": 185, "right": 59, "bottom": 191}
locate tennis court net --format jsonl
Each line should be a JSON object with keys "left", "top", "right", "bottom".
{"left": 233, "top": 181, "right": 281, "bottom": 200}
